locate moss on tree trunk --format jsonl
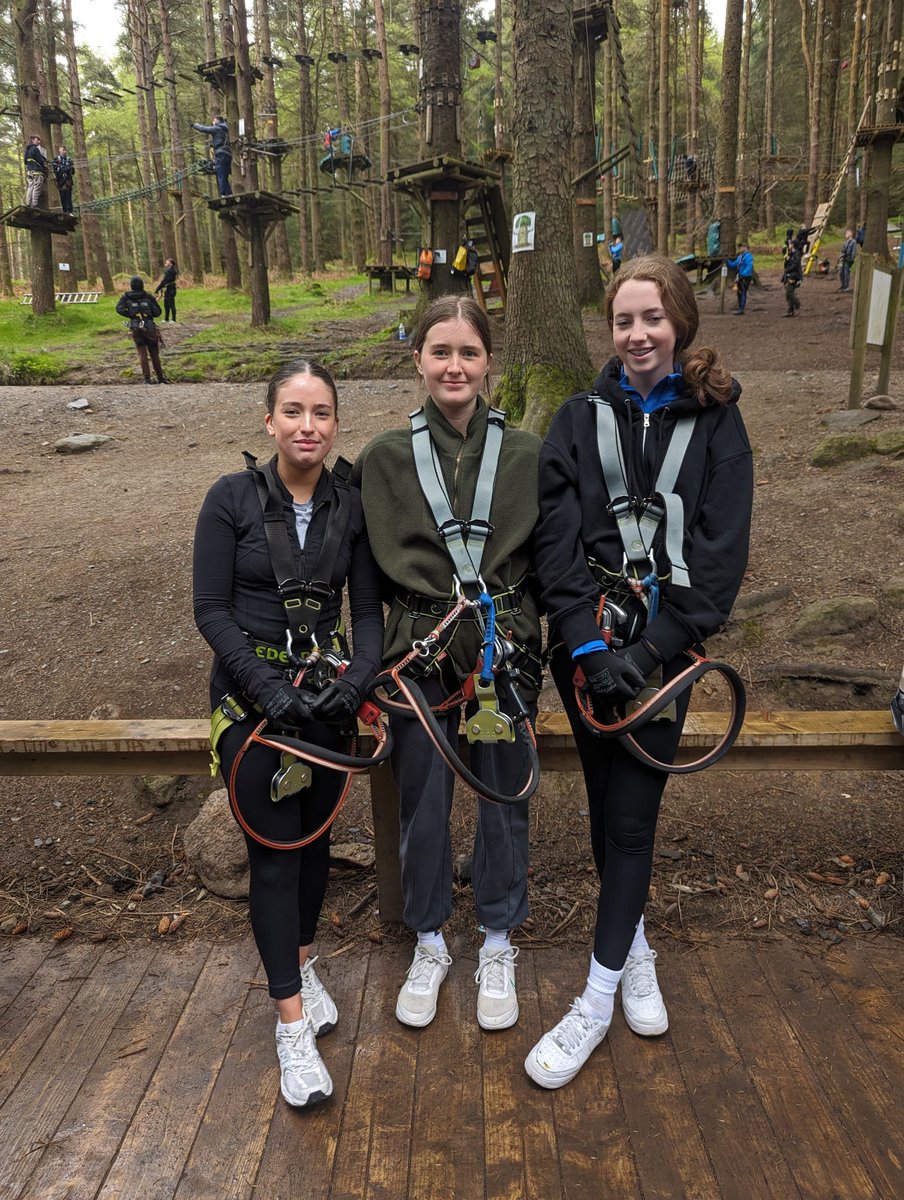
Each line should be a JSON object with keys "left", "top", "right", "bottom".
{"left": 497, "top": 361, "right": 594, "bottom": 434}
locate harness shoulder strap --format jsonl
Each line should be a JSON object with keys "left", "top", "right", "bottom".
{"left": 408, "top": 406, "right": 505, "bottom": 588}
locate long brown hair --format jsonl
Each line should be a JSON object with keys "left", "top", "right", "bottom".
{"left": 604, "top": 255, "right": 733, "bottom": 405}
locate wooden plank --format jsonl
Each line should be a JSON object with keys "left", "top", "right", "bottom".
{"left": 814, "top": 940, "right": 904, "bottom": 1081}
{"left": 211, "top": 945, "right": 367, "bottom": 1200}
{"left": 0, "top": 940, "right": 52, "bottom": 1018}
{"left": 0, "top": 943, "right": 104, "bottom": 1110}
{"left": 607, "top": 948, "right": 722, "bottom": 1200}
{"left": 483, "top": 951, "right": 561, "bottom": 1200}
{"left": 754, "top": 940, "right": 904, "bottom": 1198}
{"left": 407, "top": 945, "right": 485, "bottom": 1200}
{"left": 329, "top": 945, "right": 417, "bottom": 1200}
{"left": 17, "top": 942, "right": 210, "bottom": 1200}
{"left": 698, "top": 942, "right": 879, "bottom": 1199}
{"left": 534, "top": 947, "right": 641, "bottom": 1198}
{"left": 0, "top": 942, "right": 157, "bottom": 1200}
{"left": 95, "top": 939, "right": 261, "bottom": 1200}
{"left": 665, "top": 943, "right": 802, "bottom": 1198}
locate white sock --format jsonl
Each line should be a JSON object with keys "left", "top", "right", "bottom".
{"left": 481, "top": 927, "right": 511, "bottom": 954}
{"left": 276, "top": 1016, "right": 305, "bottom": 1034}
{"left": 417, "top": 929, "right": 448, "bottom": 954}
{"left": 628, "top": 915, "right": 650, "bottom": 958}
{"left": 581, "top": 954, "right": 623, "bottom": 1024}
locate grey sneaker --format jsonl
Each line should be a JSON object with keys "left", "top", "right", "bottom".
{"left": 475, "top": 945, "right": 519, "bottom": 1030}
{"left": 396, "top": 944, "right": 452, "bottom": 1027}
{"left": 524, "top": 996, "right": 610, "bottom": 1089}
{"left": 275, "top": 1015, "right": 333, "bottom": 1107}
{"left": 621, "top": 948, "right": 669, "bottom": 1035}
{"left": 300, "top": 955, "right": 338, "bottom": 1037}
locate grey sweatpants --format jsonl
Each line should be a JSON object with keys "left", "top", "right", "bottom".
{"left": 389, "top": 675, "right": 535, "bottom": 933}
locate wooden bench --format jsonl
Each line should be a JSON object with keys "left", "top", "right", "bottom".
{"left": 2, "top": 713, "right": 901, "bottom": 922}
{"left": 20, "top": 291, "right": 101, "bottom": 304}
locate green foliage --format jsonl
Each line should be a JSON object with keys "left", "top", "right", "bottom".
{"left": 496, "top": 362, "right": 592, "bottom": 434}
{"left": 0, "top": 350, "right": 64, "bottom": 384}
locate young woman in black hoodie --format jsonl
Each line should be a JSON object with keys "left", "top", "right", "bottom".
{"left": 525, "top": 255, "right": 753, "bottom": 1089}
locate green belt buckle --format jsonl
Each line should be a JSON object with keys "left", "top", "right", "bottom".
{"left": 466, "top": 675, "right": 516, "bottom": 744}
{"left": 271, "top": 754, "right": 313, "bottom": 802}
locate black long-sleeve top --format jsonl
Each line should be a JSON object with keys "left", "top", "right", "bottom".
{"left": 155, "top": 266, "right": 178, "bottom": 294}
{"left": 535, "top": 358, "right": 753, "bottom": 663}
{"left": 193, "top": 455, "right": 384, "bottom": 710}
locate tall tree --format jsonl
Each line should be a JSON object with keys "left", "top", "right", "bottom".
{"left": 802, "top": 0, "right": 827, "bottom": 222}
{"left": 844, "top": 0, "right": 865, "bottom": 228}
{"left": 373, "top": 0, "right": 394, "bottom": 269}
{"left": 255, "top": 0, "right": 292, "bottom": 275}
{"left": 330, "top": 0, "right": 364, "bottom": 270}
{"left": 714, "top": 0, "right": 744, "bottom": 257}
{"left": 759, "top": 0, "right": 776, "bottom": 233}
{"left": 416, "top": 0, "right": 468, "bottom": 303}
{"left": 158, "top": 0, "right": 203, "bottom": 283}
{"left": 572, "top": 22, "right": 602, "bottom": 304}
{"left": 863, "top": 0, "right": 903, "bottom": 257}
{"left": 656, "top": 0, "right": 670, "bottom": 251}
{"left": 296, "top": 0, "right": 324, "bottom": 272}
{"left": 736, "top": 0, "right": 753, "bottom": 238}
{"left": 0, "top": 182, "right": 14, "bottom": 297}
{"left": 499, "top": 0, "right": 593, "bottom": 433}
{"left": 13, "top": 0, "right": 55, "bottom": 313}
{"left": 60, "top": 0, "right": 113, "bottom": 291}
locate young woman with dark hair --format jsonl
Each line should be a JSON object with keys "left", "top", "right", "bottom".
{"left": 525, "top": 255, "right": 753, "bottom": 1089}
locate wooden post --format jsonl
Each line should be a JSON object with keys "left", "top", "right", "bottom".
{"left": 876, "top": 266, "right": 904, "bottom": 396}
{"left": 248, "top": 211, "right": 270, "bottom": 327}
{"left": 848, "top": 251, "right": 873, "bottom": 408}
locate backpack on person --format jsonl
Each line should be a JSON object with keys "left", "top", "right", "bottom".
{"left": 127, "top": 295, "right": 157, "bottom": 334}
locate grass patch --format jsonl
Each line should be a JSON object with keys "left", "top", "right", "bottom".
{"left": 0, "top": 350, "right": 65, "bottom": 384}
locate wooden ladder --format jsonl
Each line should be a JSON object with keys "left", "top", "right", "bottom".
{"left": 465, "top": 184, "right": 510, "bottom": 313}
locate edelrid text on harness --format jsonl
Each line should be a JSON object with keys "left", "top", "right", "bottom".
{"left": 369, "top": 406, "right": 540, "bottom": 805}
{"left": 573, "top": 394, "right": 747, "bottom": 772}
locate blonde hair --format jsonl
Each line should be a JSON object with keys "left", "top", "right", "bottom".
{"left": 604, "top": 255, "right": 734, "bottom": 406}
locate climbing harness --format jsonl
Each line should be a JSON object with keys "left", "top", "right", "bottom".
{"left": 369, "top": 407, "right": 540, "bottom": 805}
{"left": 209, "top": 456, "right": 392, "bottom": 848}
{"left": 573, "top": 394, "right": 747, "bottom": 772}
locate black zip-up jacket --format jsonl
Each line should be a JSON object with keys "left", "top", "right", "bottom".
{"left": 24, "top": 143, "right": 47, "bottom": 175}
{"left": 115, "top": 289, "right": 162, "bottom": 322}
{"left": 193, "top": 455, "right": 384, "bottom": 710}
{"left": 535, "top": 358, "right": 753, "bottom": 663}
{"left": 154, "top": 266, "right": 178, "bottom": 295}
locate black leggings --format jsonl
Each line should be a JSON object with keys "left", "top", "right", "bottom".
{"left": 163, "top": 290, "right": 176, "bottom": 321}
{"left": 551, "top": 647, "right": 692, "bottom": 971}
{"left": 217, "top": 718, "right": 344, "bottom": 999}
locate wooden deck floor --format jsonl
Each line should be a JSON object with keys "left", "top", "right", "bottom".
{"left": 1, "top": 933, "right": 902, "bottom": 1200}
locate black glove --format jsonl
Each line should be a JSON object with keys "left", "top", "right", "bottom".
{"left": 581, "top": 642, "right": 661, "bottom": 703}
{"left": 263, "top": 683, "right": 313, "bottom": 730}
{"left": 307, "top": 678, "right": 362, "bottom": 726}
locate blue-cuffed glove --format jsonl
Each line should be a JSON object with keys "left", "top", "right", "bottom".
{"left": 581, "top": 642, "right": 661, "bottom": 703}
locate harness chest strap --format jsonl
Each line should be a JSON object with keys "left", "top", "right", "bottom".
{"left": 590, "top": 395, "right": 696, "bottom": 588}
{"left": 408, "top": 405, "right": 505, "bottom": 588}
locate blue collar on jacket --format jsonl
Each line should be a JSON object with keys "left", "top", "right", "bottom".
{"left": 618, "top": 367, "right": 684, "bottom": 414}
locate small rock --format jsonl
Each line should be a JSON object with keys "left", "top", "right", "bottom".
{"left": 879, "top": 574, "right": 904, "bottom": 605}
{"left": 54, "top": 433, "right": 112, "bottom": 454}
{"left": 66, "top": 398, "right": 91, "bottom": 410}
{"left": 820, "top": 409, "right": 881, "bottom": 432}
{"left": 793, "top": 917, "right": 812, "bottom": 935}
{"left": 1, "top": 917, "right": 18, "bottom": 934}
{"left": 454, "top": 853, "right": 472, "bottom": 882}
{"left": 789, "top": 595, "right": 878, "bottom": 641}
{"left": 872, "top": 429, "right": 904, "bottom": 458}
{"left": 810, "top": 433, "right": 874, "bottom": 467}
{"left": 862, "top": 394, "right": 898, "bottom": 410}
{"left": 329, "top": 843, "right": 375, "bottom": 869}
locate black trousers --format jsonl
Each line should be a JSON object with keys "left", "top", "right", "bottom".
{"left": 162, "top": 289, "right": 176, "bottom": 321}
{"left": 132, "top": 330, "right": 164, "bottom": 381}
{"left": 217, "top": 718, "right": 344, "bottom": 999}
{"left": 551, "top": 647, "right": 692, "bottom": 971}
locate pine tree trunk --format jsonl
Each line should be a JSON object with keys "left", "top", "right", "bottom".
{"left": 159, "top": 0, "right": 203, "bottom": 283}
{"left": 500, "top": 0, "right": 594, "bottom": 434}
{"left": 715, "top": 0, "right": 744, "bottom": 256}
{"left": 737, "top": 0, "right": 752, "bottom": 240}
{"left": 804, "top": 0, "right": 826, "bottom": 222}
{"left": 14, "top": 0, "right": 55, "bottom": 313}
{"left": 255, "top": 0, "right": 292, "bottom": 276}
{"left": 0, "top": 183, "right": 14, "bottom": 297}
{"left": 210, "top": 0, "right": 243, "bottom": 288}
{"left": 60, "top": 0, "right": 113, "bottom": 291}
{"left": 373, "top": 0, "right": 394, "bottom": 269}
{"left": 656, "top": 0, "right": 669, "bottom": 252}
{"left": 844, "top": 0, "right": 865, "bottom": 228}
{"left": 760, "top": 0, "right": 775, "bottom": 233}
{"left": 602, "top": 30, "right": 613, "bottom": 245}
{"left": 863, "top": 0, "right": 903, "bottom": 258}
{"left": 330, "top": 0, "right": 365, "bottom": 271}
{"left": 572, "top": 30, "right": 602, "bottom": 304}
{"left": 416, "top": 0, "right": 468, "bottom": 305}
{"left": 130, "top": 0, "right": 177, "bottom": 265}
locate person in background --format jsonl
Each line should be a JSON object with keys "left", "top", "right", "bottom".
{"left": 193, "top": 359, "right": 383, "bottom": 1109}
{"left": 24, "top": 135, "right": 48, "bottom": 209}
{"left": 782, "top": 244, "right": 803, "bottom": 317}
{"left": 192, "top": 115, "right": 233, "bottom": 197}
{"left": 52, "top": 145, "right": 75, "bottom": 214}
{"left": 609, "top": 233, "right": 625, "bottom": 276}
{"left": 154, "top": 258, "right": 179, "bottom": 322}
{"left": 726, "top": 243, "right": 754, "bottom": 314}
{"left": 526, "top": 255, "right": 752, "bottom": 1089}
{"left": 115, "top": 276, "right": 169, "bottom": 385}
{"left": 839, "top": 229, "right": 857, "bottom": 292}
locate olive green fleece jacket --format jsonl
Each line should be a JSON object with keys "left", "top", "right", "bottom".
{"left": 351, "top": 397, "right": 542, "bottom": 694}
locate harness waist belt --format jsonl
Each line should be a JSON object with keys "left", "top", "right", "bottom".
{"left": 399, "top": 584, "right": 524, "bottom": 621}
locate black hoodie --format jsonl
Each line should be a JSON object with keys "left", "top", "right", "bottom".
{"left": 535, "top": 357, "right": 753, "bottom": 664}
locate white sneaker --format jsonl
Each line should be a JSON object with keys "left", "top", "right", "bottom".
{"left": 275, "top": 1016, "right": 333, "bottom": 1107}
{"left": 475, "top": 945, "right": 519, "bottom": 1030}
{"left": 396, "top": 945, "right": 452, "bottom": 1027}
{"left": 621, "top": 948, "right": 669, "bottom": 1036}
{"left": 300, "top": 955, "right": 338, "bottom": 1037}
{"left": 523, "top": 996, "right": 610, "bottom": 1089}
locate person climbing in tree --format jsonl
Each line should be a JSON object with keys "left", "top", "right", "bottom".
{"left": 24, "top": 135, "right": 48, "bottom": 209}
{"left": 115, "top": 276, "right": 169, "bottom": 385}
{"left": 52, "top": 145, "right": 75, "bottom": 214}
{"left": 154, "top": 259, "right": 179, "bottom": 322}
{"left": 192, "top": 114, "right": 232, "bottom": 197}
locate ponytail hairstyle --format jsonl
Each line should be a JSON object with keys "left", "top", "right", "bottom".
{"left": 604, "top": 254, "right": 734, "bottom": 406}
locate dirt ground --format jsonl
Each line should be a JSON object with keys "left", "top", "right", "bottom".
{"left": 2, "top": 263, "right": 903, "bottom": 957}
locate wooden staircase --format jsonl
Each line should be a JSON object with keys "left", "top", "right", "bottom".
{"left": 465, "top": 184, "right": 510, "bottom": 313}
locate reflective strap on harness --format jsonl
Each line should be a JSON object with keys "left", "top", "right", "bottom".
{"left": 590, "top": 396, "right": 697, "bottom": 588}
{"left": 408, "top": 405, "right": 505, "bottom": 587}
